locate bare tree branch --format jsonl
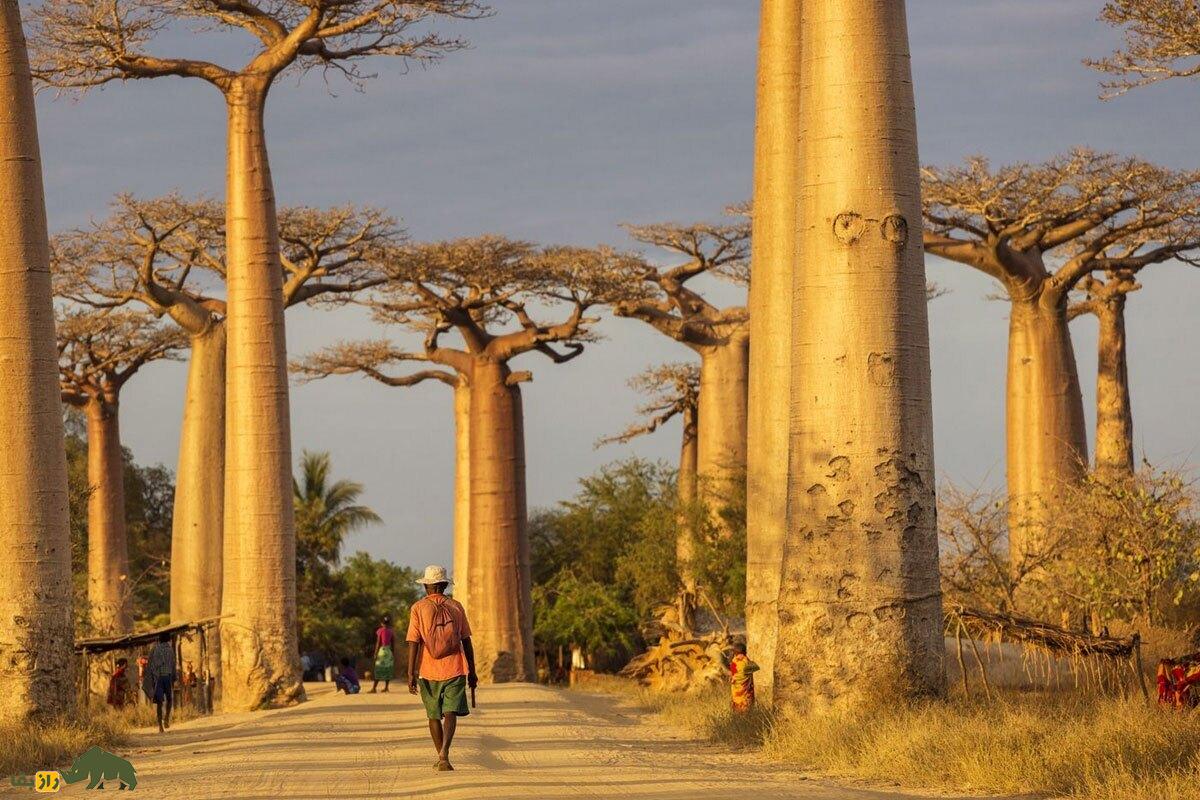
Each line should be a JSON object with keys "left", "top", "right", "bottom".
{"left": 597, "top": 362, "right": 699, "bottom": 447}
{"left": 1087, "top": 1, "right": 1200, "bottom": 96}
{"left": 611, "top": 208, "right": 750, "bottom": 352}
{"left": 922, "top": 150, "right": 1200, "bottom": 303}
{"left": 29, "top": 0, "right": 491, "bottom": 94}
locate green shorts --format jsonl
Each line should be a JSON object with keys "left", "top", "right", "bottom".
{"left": 418, "top": 676, "right": 469, "bottom": 720}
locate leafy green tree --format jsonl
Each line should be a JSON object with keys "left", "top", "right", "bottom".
{"left": 533, "top": 571, "right": 638, "bottom": 666}
{"left": 530, "top": 458, "right": 747, "bottom": 670}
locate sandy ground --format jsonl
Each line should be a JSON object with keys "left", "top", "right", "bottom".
{"left": 103, "top": 682, "right": 993, "bottom": 800}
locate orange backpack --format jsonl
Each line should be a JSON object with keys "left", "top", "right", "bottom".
{"left": 425, "top": 596, "right": 462, "bottom": 659}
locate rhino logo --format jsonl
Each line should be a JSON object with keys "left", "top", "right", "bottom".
{"left": 60, "top": 747, "right": 137, "bottom": 791}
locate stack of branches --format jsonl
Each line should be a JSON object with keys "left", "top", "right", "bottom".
{"left": 945, "top": 605, "right": 1148, "bottom": 700}
{"left": 620, "top": 592, "right": 736, "bottom": 693}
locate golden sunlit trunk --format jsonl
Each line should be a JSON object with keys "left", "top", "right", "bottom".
{"left": 1093, "top": 296, "right": 1134, "bottom": 478}
{"left": 467, "top": 360, "right": 534, "bottom": 683}
{"left": 0, "top": 0, "right": 75, "bottom": 718}
{"left": 745, "top": 0, "right": 801, "bottom": 698}
{"left": 170, "top": 323, "right": 226, "bottom": 675}
{"left": 452, "top": 377, "right": 471, "bottom": 614}
{"left": 219, "top": 83, "right": 303, "bottom": 710}
{"left": 85, "top": 398, "right": 132, "bottom": 635}
{"left": 775, "top": 0, "right": 944, "bottom": 714}
{"left": 677, "top": 403, "right": 699, "bottom": 592}
{"left": 1006, "top": 297, "right": 1088, "bottom": 560}
{"left": 697, "top": 334, "right": 749, "bottom": 517}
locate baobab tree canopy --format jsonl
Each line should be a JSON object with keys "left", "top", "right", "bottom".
{"left": 28, "top": 0, "right": 490, "bottom": 90}
{"left": 923, "top": 151, "right": 1200, "bottom": 289}
{"left": 53, "top": 194, "right": 400, "bottom": 316}
{"left": 1088, "top": 0, "right": 1200, "bottom": 95}
{"left": 57, "top": 308, "right": 184, "bottom": 405}
{"left": 598, "top": 363, "right": 700, "bottom": 448}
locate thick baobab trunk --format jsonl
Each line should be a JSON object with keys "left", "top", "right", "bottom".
{"left": 219, "top": 83, "right": 303, "bottom": 710}
{"left": 696, "top": 333, "right": 749, "bottom": 511}
{"left": 0, "top": 0, "right": 75, "bottom": 718}
{"left": 1093, "top": 295, "right": 1134, "bottom": 478}
{"left": 776, "top": 0, "right": 944, "bottom": 714}
{"left": 85, "top": 398, "right": 132, "bottom": 635}
{"left": 170, "top": 323, "right": 226, "bottom": 674}
{"left": 467, "top": 360, "right": 534, "bottom": 683}
{"left": 452, "top": 377, "right": 471, "bottom": 614}
{"left": 745, "top": 0, "right": 802, "bottom": 698}
{"left": 677, "top": 403, "right": 699, "bottom": 592}
{"left": 1006, "top": 297, "right": 1089, "bottom": 559}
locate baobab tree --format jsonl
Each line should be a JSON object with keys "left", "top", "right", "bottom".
{"left": 300, "top": 237, "right": 635, "bottom": 681}
{"left": 922, "top": 151, "right": 1200, "bottom": 557}
{"left": 29, "top": 0, "right": 486, "bottom": 710}
{"left": 54, "top": 195, "right": 397, "bottom": 671}
{"left": 57, "top": 308, "right": 183, "bottom": 634}
{"left": 1070, "top": 272, "right": 1142, "bottom": 478}
{"left": 612, "top": 215, "right": 751, "bottom": 528}
{"left": 1088, "top": 1, "right": 1200, "bottom": 96}
{"left": 0, "top": 0, "right": 75, "bottom": 719}
{"left": 745, "top": 0, "right": 801, "bottom": 700}
{"left": 774, "top": 0, "right": 944, "bottom": 714}
{"left": 292, "top": 340, "right": 471, "bottom": 611}
{"left": 598, "top": 363, "right": 700, "bottom": 591}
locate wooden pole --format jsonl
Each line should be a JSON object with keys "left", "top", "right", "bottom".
{"left": 966, "top": 636, "right": 992, "bottom": 702}
{"left": 955, "top": 621, "right": 969, "bottom": 697}
{"left": 1134, "top": 637, "right": 1150, "bottom": 701}
{"left": 199, "top": 625, "right": 209, "bottom": 713}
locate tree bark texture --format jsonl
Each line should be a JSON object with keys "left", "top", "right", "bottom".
{"left": 745, "top": 0, "right": 802, "bottom": 699}
{"left": 775, "top": 0, "right": 944, "bottom": 715}
{"left": 677, "top": 403, "right": 699, "bottom": 592}
{"left": 1006, "top": 297, "right": 1089, "bottom": 558}
{"left": 452, "top": 377, "right": 472, "bottom": 615}
{"left": 85, "top": 398, "right": 132, "bottom": 635}
{"left": 0, "top": 0, "right": 75, "bottom": 718}
{"left": 466, "top": 359, "right": 534, "bottom": 682}
{"left": 696, "top": 334, "right": 749, "bottom": 511}
{"left": 1093, "top": 294, "right": 1134, "bottom": 478}
{"left": 171, "top": 323, "right": 226, "bottom": 675}
{"left": 219, "top": 82, "right": 304, "bottom": 710}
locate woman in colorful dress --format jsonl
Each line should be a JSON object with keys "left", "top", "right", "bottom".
{"left": 729, "top": 641, "right": 759, "bottom": 713}
{"left": 371, "top": 613, "right": 396, "bottom": 693}
{"left": 106, "top": 658, "right": 130, "bottom": 708}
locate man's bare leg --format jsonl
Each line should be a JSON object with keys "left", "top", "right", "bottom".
{"left": 439, "top": 713, "right": 457, "bottom": 766}
{"left": 428, "top": 719, "right": 444, "bottom": 755}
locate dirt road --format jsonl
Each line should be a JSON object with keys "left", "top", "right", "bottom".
{"left": 118, "top": 683, "right": 984, "bottom": 799}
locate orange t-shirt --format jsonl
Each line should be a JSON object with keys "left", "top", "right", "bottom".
{"left": 405, "top": 595, "right": 472, "bottom": 681}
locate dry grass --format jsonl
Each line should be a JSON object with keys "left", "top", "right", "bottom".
{"left": 582, "top": 676, "right": 1200, "bottom": 800}
{"left": 765, "top": 692, "right": 1200, "bottom": 800}
{"left": 0, "top": 701, "right": 201, "bottom": 777}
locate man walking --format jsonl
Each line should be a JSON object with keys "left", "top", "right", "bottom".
{"left": 407, "top": 565, "right": 477, "bottom": 772}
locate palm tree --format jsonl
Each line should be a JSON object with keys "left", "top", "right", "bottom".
{"left": 293, "top": 451, "right": 382, "bottom": 580}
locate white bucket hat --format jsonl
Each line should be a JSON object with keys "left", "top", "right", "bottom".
{"left": 416, "top": 564, "right": 453, "bottom": 587}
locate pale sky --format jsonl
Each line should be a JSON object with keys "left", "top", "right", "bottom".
{"left": 34, "top": 0, "right": 1200, "bottom": 569}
